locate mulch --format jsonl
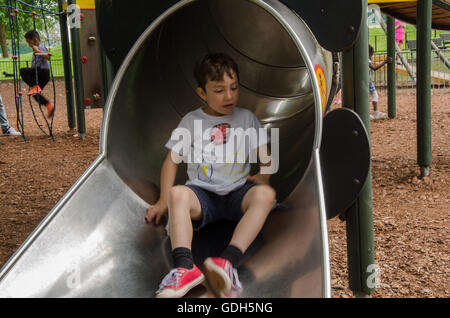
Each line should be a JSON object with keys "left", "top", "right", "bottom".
{"left": 0, "top": 80, "right": 449, "bottom": 297}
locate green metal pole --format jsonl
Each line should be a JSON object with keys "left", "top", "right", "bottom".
{"left": 386, "top": 16, "right": 396, "bottom": 118}
{"left": 416, "top": 0, "right": 432, "bottom": 178}
{"left": 69, "top": 0, "right": 86, "bottom": 138}
{"left": 342, "top": 1, "right": 375, "bottom": 297}
{"left": 58, "top": 0, "right": 76, "bottom": 130}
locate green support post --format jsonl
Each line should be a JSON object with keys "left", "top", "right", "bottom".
{"left": 386, "top": 16, "right": 396, "bottom": 118}
{"left": 69, "top": 0, "right": 86, "bottom": 139}
{"left": 416, "top": 0, "right": 432, "bottom": 178}
{"left": 341, "top": 1, "right": 375, "bottom": 297}
{"left": 58, "top": 0, "right": 76, "bottom": 130}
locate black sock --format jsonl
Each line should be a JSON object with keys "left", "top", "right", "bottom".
{"left": 220, "top": 245, "right": 244, "bottom": 268}
{"left": 172, "top": 247, "right": 194, "bottom": 269}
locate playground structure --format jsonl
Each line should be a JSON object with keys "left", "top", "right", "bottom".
{"left": 0, "top": 0, "right": 448, "bottom": 298}
{"left": 0, "top": 0, "right": 105, "bottom": 140}
{"left": 1, "top": 0, "right": 59, "bottom": 140}
{"left": 367, "top": 0, "right": 449, "bottom": 179}
{"left": 368, "top": 5, "right": 450, "bottom": 88}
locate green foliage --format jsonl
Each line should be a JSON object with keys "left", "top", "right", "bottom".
{"left": 0, "top": 0, "right": 59, "bottom": 41}
{"left": 0, "top": 43, "right": 67, "bottom": 60}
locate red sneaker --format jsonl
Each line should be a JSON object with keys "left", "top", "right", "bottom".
{"left": 45, "top": 102, "right": 54, "bottom": 118}
{"left": 27, "top": 85, "right": 41, "bottom": 96}
{"left": 203, "top": 257, "right": 242, "bottom": 298}
{"left": 156, "top": 265, "right": 204, "bottom": 298}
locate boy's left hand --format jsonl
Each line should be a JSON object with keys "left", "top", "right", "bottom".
{"left": 247, "top": 173, "right": 270, "bottom": 185}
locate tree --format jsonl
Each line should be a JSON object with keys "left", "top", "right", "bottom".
{"left": 0, "top": 0, "right": 58, "bottom": 58}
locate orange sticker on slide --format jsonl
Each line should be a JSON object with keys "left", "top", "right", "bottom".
{"left": 314, "top": 64, "right": 327, "bottom": 114}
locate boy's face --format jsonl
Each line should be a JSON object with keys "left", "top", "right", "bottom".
{"left": 26, "top": 37, "right": 39, "bottom": 47}
{"left": 197, "top": 70, "right": 239, "bottom": 116}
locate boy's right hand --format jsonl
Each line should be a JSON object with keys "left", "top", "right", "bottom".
{"left": 145, "top": 201, "right": 167, "bottom": 225}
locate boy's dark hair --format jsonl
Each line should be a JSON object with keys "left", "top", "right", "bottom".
{"left": 368, "top": 45, "right": 374, "bottom": 57}
{"left": 194, "top": 53, "right": 239, "bottom": 90}
{"left": 25, "top": 30, "right": 40, "bottom": 41}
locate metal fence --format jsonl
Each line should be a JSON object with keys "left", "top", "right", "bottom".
{"left": 372, "top": 48, "right": 450, "bottom": 89}
{"left": 0, "top": 58, "right": 65, "bottom": 80}
{"left": 369, "top": 30, "right": 446, "bottom": 52}
{"left": 1, "top": 52, "right": 448, "bottom": 89}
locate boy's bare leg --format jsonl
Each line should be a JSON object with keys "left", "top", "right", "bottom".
{"left": 157, "top": 186, "right": 204, "bottom": 298}
{"left": 372, "top": 101, "right": 378, "bottom": 112}
{"left": 229, "top": 184, "right": 276, "bottom": 253}
{"left": 167, "top": 185, "right": 202, "bottom": 250}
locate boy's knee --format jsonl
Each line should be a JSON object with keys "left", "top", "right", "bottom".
{"left": 252, "top": 185, "right": 276, "bottom": 206}
{"left": 168, "top": 185, "right": 191, "bottom": 203}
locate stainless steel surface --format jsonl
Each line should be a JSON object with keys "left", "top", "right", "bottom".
{"left": 0, "top": 0, "right": 334, "bottom": 297}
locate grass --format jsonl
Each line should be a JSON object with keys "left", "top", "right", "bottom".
{"left": 0, "top": 44, "right": 66, "bottom": 61}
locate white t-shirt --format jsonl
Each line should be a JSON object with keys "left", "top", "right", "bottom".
{"left": 165, "top": 107, "right": 268, "bottom": 195}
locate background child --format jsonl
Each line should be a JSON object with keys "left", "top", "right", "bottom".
{"left": 145, "top": 53, "right": 276, "bottom": 298}
{"left": 369, "top": 45, "right": 392, "bottom": 120}
{"left": 20, "top": 30, "right": 53, "bottom": 118}
{"left": 395, "top": 20, "right": 406, "bottom": 51}
{"left": 0, "top": 95, "right": 20, "bottom": 136}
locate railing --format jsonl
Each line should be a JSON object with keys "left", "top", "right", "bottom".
{"left": 0, "top": 58, "right": 65, "bottom": 80}
{"left": 371, "top": 48, "right": 450, "bottom": 89}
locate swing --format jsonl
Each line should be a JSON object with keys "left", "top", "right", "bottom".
{"left": 6, "top": 0, "right": 58, "bottom": 141}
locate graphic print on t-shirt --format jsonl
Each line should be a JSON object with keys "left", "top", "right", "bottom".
{"left": 164, "top": 107, "right": 267, "bottom": 194}
{"left": 210, "top": 123, "right": 230, "bottom": 145}
{"left": 197, "top": 123, "right": 230, "bottom": 183}
{"left": 197, "top": 161, "right": 213, "bottom": 182}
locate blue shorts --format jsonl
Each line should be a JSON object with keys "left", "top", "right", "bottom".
{"left": 186, "top": 182, "right": 256, "bottom": 231}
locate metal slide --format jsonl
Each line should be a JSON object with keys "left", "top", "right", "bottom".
{"left": 0, "top": 0, "right": 336, "bottom": 297}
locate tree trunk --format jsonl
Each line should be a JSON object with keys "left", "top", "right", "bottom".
{"left": 0, "top": 23, "right": 8, "bottom": 58}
